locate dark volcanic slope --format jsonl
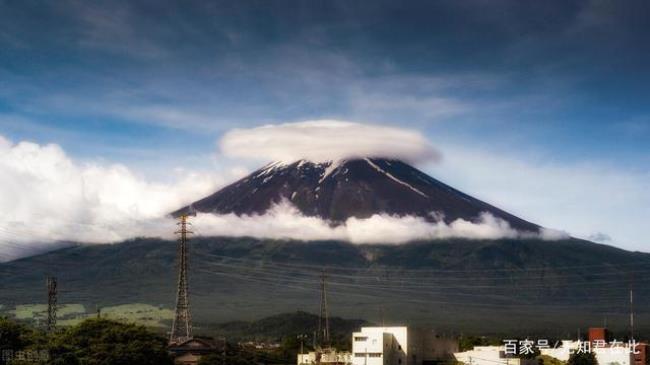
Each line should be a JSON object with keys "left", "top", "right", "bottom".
{"left": 174, "top": 158, "right": 538, "bottom": 232}
{"left": 2, "top": 237, "right": 650, "bottom": 336}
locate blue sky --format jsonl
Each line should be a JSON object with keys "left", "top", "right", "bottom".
{"left": 0, "top": 0, "right": 649, "bottom": 251}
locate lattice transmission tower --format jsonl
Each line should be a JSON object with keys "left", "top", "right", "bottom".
{"left": 169, "top": 214, "right": 193, "bottom": 344}
{"left": 317, "top": 270, "right": 330, "bottom": 349}
{"left": 46, "top": 276, "right": 57, "bottom": 332}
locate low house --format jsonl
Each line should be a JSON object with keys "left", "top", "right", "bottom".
{"left": 168, "top": 337, "right": 221, "bottom": 365}
{"left": 298, "top": 348, "right": 352, "bottom": 365}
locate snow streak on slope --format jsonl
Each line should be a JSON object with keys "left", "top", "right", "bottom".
{"left": 364, "top": 158, "right": 428, "bottom": 197}
{"left": 318, "top": 159, "right": 345, "bottom": 184}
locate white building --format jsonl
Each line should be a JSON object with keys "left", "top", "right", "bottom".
{"left": 352, "top": 327, "right": 407, "bottom": 365}
{"left": 352, "top": 326, "right": 458, "bottom": 365}
{"left": 541, "top": 341, "right": 635, "bottom": 365}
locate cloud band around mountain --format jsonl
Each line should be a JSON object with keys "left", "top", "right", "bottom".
{"left": 190, "top": 200, "right": 566, "bottom": 243}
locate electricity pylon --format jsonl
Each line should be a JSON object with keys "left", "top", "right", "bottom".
{"left": 170, "top": 214, "right": 193, "bottom": 344}
{"left": 317, "top": 269, "right": 330, "bottom": 349}
{"left": 46, "top": 276, "right": 57, "bottom": 332}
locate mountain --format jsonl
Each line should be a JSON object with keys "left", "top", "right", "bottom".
{"left": 1, "top": 237, "right": 649, "bottom": 337}
{"left": 173, "top": 158, "right": 539, "bottom": 232}
{"left": 3, "top": 157, "right": 648, "bottom": 337}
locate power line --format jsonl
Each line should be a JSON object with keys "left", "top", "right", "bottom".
{"left": 195, "top": 252, "right": 650, "bottom": 281}
{"left": 192, "top": 258, "right": 650, "bottom": 290}
{"left": 195, "top": 251, "right": 650, "bottom": 273}
{"left": 193, "top": 267, "right": 646, "bottom": 311}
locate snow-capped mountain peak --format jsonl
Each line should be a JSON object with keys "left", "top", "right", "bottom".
{"left": 173, "top": 158, "right": 539, "bottom": 232}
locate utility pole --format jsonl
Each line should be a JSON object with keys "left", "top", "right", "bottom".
{"left": 169, "top": 214, "right": 193, "bottom": 345}
{"left": 628, "top": 272, "right": 635, "bottom": 340}
{"left": 317, "top": 269, "right": 330, "bottom": 349}
{"left": 222, "top": 337, "right": 226, "bottom": 365}
{"left": 298, "top": 334, "right": 307, "bottom": 354}
{"left": 46, "top": 276, "right": 57, "bottom": 332}
{"left": 630, "top": 287, "right": 634, "bottom": 340}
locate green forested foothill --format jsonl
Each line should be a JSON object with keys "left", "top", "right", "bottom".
{"left": 0, "top": 317, "right": 172, "bottom": 365}
{"left": 0, "top": 317, "right": 298, "bottom": 365}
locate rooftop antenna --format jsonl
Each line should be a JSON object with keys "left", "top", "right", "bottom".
{"left": 318, "top": 269, "right": 330, "bottom": 349}
{"left": 169, "top": 214, "right": 193, "bottom": 344}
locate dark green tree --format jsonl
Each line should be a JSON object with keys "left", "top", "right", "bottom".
{"left": 1, "top": 317, "right": 48, "bottom": 365}
{"left": 48, "top": 318, "right": 173, "bottom": 365}
{"left": 567, "top": 351, "right": 597, "bottom": 365}
{"left": 198, "top": 342, "right": 290, "bottom": 365}
{"left": 458, "top": 336, "right": 501, "bottom": 352}
{"left": 1, "top": 317, "right": 28, "bottom": 353}
{"left": 537, "top": 354, "right": 566, "bottom": 365}
{"left": 197, "top": 344, "right": 253, "bottom": 365}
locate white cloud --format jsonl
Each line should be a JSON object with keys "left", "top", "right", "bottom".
{"left": 428, "top": 144, "right": 650, "bottom": 251}
{"left": 0, "top": 133, "right": 566, "bottom": 262}
{"left": 190, "top": 200, "right": 565, "bottom": 244}
{"left": 219, "top": 120, "right": 441, "bottom": 163}
{"left": 0, "top": 136, "right": 226, "bottom": 260}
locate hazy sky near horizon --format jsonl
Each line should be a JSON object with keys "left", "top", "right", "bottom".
{"left": 0, "top": 0, "right": 649, "bottom": 252}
